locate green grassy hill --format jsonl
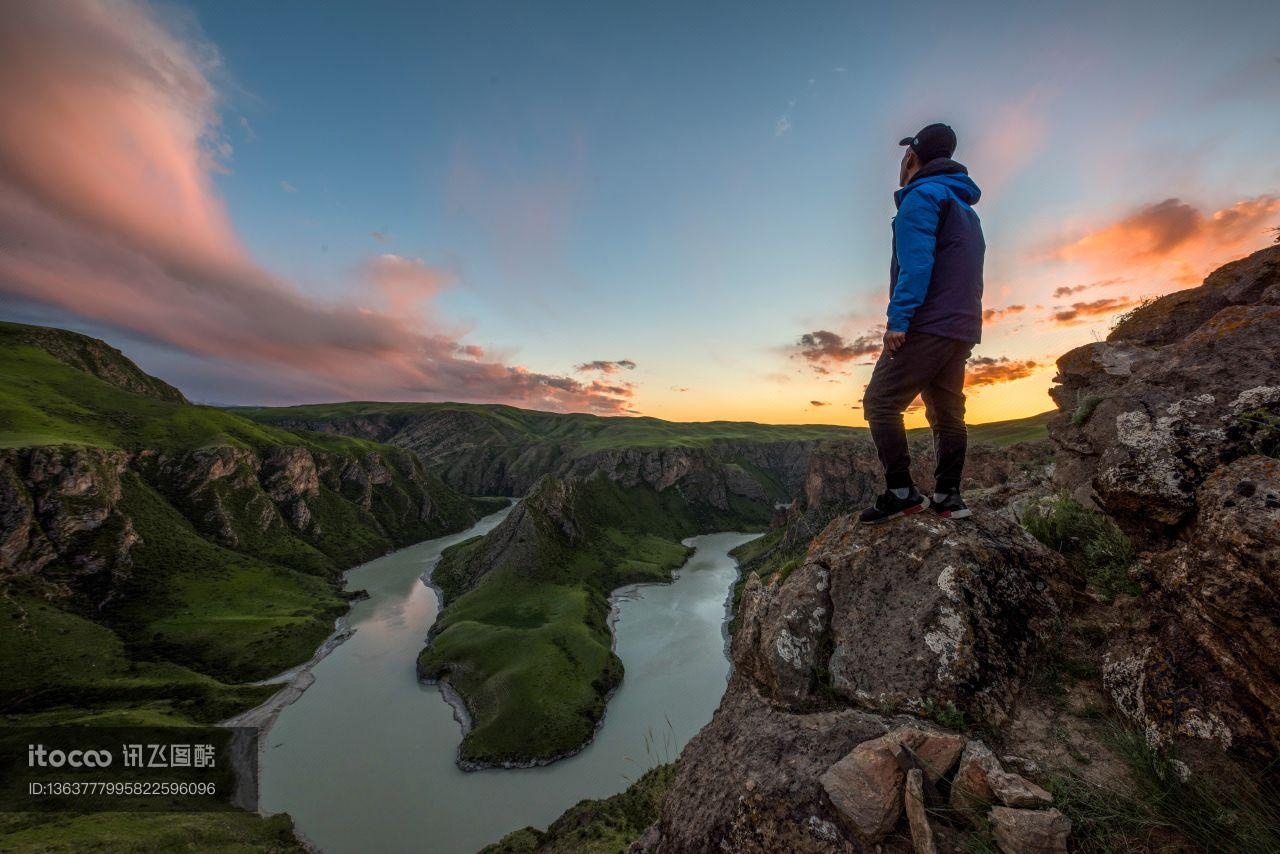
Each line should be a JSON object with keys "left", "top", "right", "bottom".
{"left": 1, "top": 322, "right": 376, "bottom": 453}
{"left": 921, "top": 409, "right": 1053, "bottom": 446}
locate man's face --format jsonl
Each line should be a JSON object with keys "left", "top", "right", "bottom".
{"left": 898, "top": 148, "right": 917, "bottom": 188}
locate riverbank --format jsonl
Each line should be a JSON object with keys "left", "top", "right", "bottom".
{"left": 219, "top": 616, "right": 354, "bottom": 733}
{"left": 222, "top": 502, "right": 513, "bottom": 738}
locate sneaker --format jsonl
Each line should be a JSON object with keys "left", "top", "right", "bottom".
{"left": 931, "top": 491, "right": 972, "bottom": 519}
{"left": 859, "top": 488, "right": 929, "bottom": 525}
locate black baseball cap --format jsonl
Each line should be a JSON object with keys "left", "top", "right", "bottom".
{"left": 899, "top": 123, "right": 957, "bottom": 164}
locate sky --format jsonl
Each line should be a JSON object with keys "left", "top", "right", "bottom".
{"left": 1, "top": 0, "right": 1278, "bottom": 426}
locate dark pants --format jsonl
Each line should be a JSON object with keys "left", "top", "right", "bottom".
{"left": 862, "top": 331, "right": 974, "bottom": 493}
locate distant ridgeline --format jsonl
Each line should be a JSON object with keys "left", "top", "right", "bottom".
{"left": 235, "top": 399, "right": 1048, "bottom": 500}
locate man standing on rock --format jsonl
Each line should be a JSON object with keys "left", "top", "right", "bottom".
{"left": 859, "top": 123, "right": 985, "bottom": 524}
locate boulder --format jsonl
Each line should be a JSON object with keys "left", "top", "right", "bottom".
{"left": 651, "top": 686, "right": 884, "bottom": 852}
{"left": 895, "top": 726, "right": 966, "bottom": 785}
{"left": 950, "top": 739, "right": 1001, "bottom": 816}
{"left": 735, "top": 511, "right": 1065, "bottom": 725}
{"left": 989, "top": 806, "right": 1071, "bottom": 854}
{"left": 819, "top": 732, "right": 906, "bottom": 842}
{"left": 989, "top": 769, "right": 1053, "bottom": 808}
{"left": 904, "top": 769, "right": 938, "bottom": 854}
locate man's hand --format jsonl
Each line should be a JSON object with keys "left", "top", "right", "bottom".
{"left": 882, "top": 330, "right": 906, "bottom": 357}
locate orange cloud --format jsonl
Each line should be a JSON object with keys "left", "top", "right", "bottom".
{"left": 810, "top": 400, "right": 829, "bottom": 407}
{"left": 966, "top": 356, "right": 1038, "bottom": 387}
{"left": 575, "top": 360, "right": 637, "bottom": 374}
{"left": 1050, "top": 296, "right": 1139, "bottom": 325}
{"left": 1045, "top": 196, "right": 1280, "bottom": 284}
{"left": 1051, "top": 277, "right": 1126, "bottom": 298}
{"left": 792, "top": 329, "right": 881, "bottom": 372}
{"left": 0, "top": 0, "right": 630, "bottom": 412}
{"left": 982, "top": 304, "right": 1026, "bottom": 323}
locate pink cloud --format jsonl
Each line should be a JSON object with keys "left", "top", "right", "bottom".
{"left": 0, "top": 0, "right": 630, "bottom": 413}
{"left": 968, "top": 89, "right": 1053, "bottom": 197}
{"left": 362, "top": 253, "right": 451, "bottom": 321}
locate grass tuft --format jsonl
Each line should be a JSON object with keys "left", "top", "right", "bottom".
{"left": 1235, "top": 408, "right": 1280, "bottom": 459}
{"left": 920, "top": 698, "right": 968, "bottom": 732}
{"left": 1023, "top": 496, "right": 1138, "bottom": 600}
{"left": 1046, "top": 727, "right": 1280, "bottom": 853}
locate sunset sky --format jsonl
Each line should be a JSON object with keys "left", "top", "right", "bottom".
{"left": 1, "top": 0, "right": 1277, "bottom": 426}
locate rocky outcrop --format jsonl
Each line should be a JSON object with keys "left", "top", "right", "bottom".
{"left": 1049, "top": 245, "right": 1280, "bottom": 534}
{"left": 649, "top": 680, "right": 1070, "bottom": 851}
{"left": 1102, "top": 455, "right": 1280, "bottom": 760}
{"left": 559, "top": 446, "right": 776, "bottom": 511}
{"left": 1, "top": 440, "right": 474, "bottom": 605}
{"left": 734, "top": 512, "right": 1065, "bottom": 724}
{"left": 1049, "top": 245, "right": 1280, "bottom": 762}
{"left": 428, "top": 474, "right": 579, "bottom": 602}
{"left": 651, "top": 686, "right": 888, "bottom": 852}
{"left": 0, "top": 447, "right": 137, "bottom": 600}
{"left": 641, "top": 510, "right": 1068, "bottom": 851}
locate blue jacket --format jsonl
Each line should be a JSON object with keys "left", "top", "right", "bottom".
{"left": 888, "top": 159, "right": 985, "bottom": 342}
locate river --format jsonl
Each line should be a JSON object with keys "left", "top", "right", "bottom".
{"left": 257, "top": 506, "right": 757, "bottom": 854}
